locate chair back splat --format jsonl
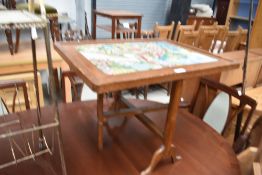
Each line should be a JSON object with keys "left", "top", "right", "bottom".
{"left": 154, "top": 21, "right": 175, "bottom": 40}
{"left": 174, "top": 20, "right": 196, "bottom": 41}
{"left": 190, "top": 78, "right": 257, "bottom": 145}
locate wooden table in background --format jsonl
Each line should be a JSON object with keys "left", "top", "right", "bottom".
{"left": 219, "top": 49, "right": 262, "bottom": 87}
{"left": 54, "top": 39, "right": 238, "bottom": 174}
{"left": 0, "top": 101, "right": 241, "bottom": 175}
{"left": 0, "top": 39, "right": 69, "bottom": 107}
{"left": 0, "top": 40, "right": 65, "bottom": 75}
{"left": 92, "top": 10, "right": 142, "bottom": 39}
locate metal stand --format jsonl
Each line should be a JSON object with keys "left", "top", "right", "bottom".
{"left": 0, "top": 10, "right": 67, "bottom": 175}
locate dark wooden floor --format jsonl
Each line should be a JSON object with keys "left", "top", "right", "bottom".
{"left": 0, "top": 100, "right": 240, "bottom": 175}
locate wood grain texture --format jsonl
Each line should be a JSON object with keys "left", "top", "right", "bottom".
{"left": 0, "top": 100, "right": 240, "bottom": 175}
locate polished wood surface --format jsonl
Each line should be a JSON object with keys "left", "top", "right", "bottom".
{"left": 0, "top": 100, "right": 240, "bottom": 175}
{"left": 54, "top": 39, "right": 239, "bottom": 94}
{"left": 92, "top": 10, "right": 142, "bottom": 39}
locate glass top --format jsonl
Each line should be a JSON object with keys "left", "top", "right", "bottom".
{"left": 77, "top": 41, "right": 217, "bottom": 75}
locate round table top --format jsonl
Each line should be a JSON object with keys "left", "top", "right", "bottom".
{"left": 0, "top": 100, "right": 240, "bottom": 175}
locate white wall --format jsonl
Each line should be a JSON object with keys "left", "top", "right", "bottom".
{"left": 43, "top": 0, "right": 92, "bottom": 33}
{"left": 44, "top": 0, "right": 76, "bottom": 21}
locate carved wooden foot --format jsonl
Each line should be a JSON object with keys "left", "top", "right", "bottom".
{"left": 141, "top": 144, "right": 180, "bottom": 175}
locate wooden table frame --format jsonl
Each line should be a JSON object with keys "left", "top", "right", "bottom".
{"left": 92, "top": 10, "right": 142, "bottom": 39}
{"left": 55, "top": 39, "right": 239, "bottom": 174}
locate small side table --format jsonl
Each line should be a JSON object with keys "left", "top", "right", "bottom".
{"left": 92, "top": 10, "right": 142, "bottom": 39}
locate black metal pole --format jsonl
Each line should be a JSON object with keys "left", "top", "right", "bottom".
{"left": 234, "top": 0, "right": 253, "bottom": 141}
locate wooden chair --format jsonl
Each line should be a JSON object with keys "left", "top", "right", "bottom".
{"left": 0, "top": 80, "right": 30, "bottom": 114}
{"left": 238, "top": 27, "right": 248, "bottom": 50}
{"left": 187, "top": 16, "right": 217, "bottom": 30}
{"left": 190, "top": 78, "right": 257, "bottom": 143}
{"left": 174, "top": 21, "right": 196, "bottom": 41}
{"left": 223, "top": 29, "right": 242, "bottom": 52}
{"left": 61, "top": 71, "right": 85, "bottom": 102}
{"left": 153, "top": 21, "right": 175, "bottom": 40}
{"left": 177, "top": 30, "right": 199, "bottom": 46}
{"left": 211, "top": 25, "right": 229, "bottom": 53}
{"left": 196, "top": 29, "right": 218, "bottom": 51}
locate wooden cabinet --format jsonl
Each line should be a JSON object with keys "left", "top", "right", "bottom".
{"left": 226, "top": 0, "right": 259, "bottom": 29}
{"left": 251, "top": 0, "right": 262, "bottom": 48}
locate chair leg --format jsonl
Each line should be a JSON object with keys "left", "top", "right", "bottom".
{"left": 49, "top": 17, "right": 59, "bottom": 42}
{"left": 5, "top": 29, "right": 14, "bottom": 55}
{"left": 143, "top": 86, "right": 148, "bottom": 100}
{"left": 15, "top": 29, "right": 20, "bottom": 53}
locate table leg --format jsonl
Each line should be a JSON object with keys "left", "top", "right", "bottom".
{"left": 112, "top": 18, "right": 116, "bottom": 39}
{"left": 15, "top": 29, "right": 20, "bottom": 53}
{"left": 5, "top": 29, "right": 14, "bottom": 55}
{"left": 141, "top": 80, "right": 183, "bottom": 175}
{"left": 137, "top": 17, "right": 142, "bottom": 38}
{"left": 97, "top": 93, "right": 104, "bottom": 150}
{"left": 92, "top": 13, "right": 97, "bottom": 39}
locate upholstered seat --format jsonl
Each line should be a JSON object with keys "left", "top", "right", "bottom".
{"left": 16, "top": 3, "right": 57, "bottom": 15}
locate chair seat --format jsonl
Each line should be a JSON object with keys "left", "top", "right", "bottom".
{"left": 16, "top": 3, "right": 57, "bottom": 14}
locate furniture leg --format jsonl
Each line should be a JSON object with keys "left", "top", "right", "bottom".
{"left": 5, "top": 29, "right": 14, "bottom": 55}
{"left": 97, "top": 93, "right": 104, "bottom": 150}
{"left": 92, "top": 12, "right": 97, "bottom": 39}
{"left": 141, "top": 80, "right": 183, "bottom": 175}
{"left": 143, "top": 86, "right": 148, "bottom": 100}
{"left": 15, "top": 29, "right": 20, "bottom": 53}
{"left": 137, "top": 17, "right": 142, "bottom": 38}
{"left": 112, "top": 17, "right": 116, "bottom": 39}
{"left": 53, "top": 68, "right": 60, "bottom": 92}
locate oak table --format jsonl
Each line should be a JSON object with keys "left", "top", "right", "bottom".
{"left": 54, "top": 39, "right": 238, "bottom": 174}
{"left": 0, "top": 101, "right": 241, "bottom": 175}
{"left": 92, "top": 10, "right": 142, "bottom": 39}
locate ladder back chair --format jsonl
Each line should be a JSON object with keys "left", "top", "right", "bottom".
{"left": 211, "top": 25, "right": 229, "bottom": 53}
{"left": 174, "top": 20, "right": 196, "bottom": 41}
{"left": 177, "top": 30, "right": 199, "bottom": 46}
{"left": 190, "top": 78, "right": 257, "bottom": 144}
{"left": 223, "top": 29, "right": 242, "bottom": 52}
{"left": 196, "top": 29, "right": 218, "bottom": 51}
{"left": 153, "top": 21, "right": 175, "bottom": 40}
